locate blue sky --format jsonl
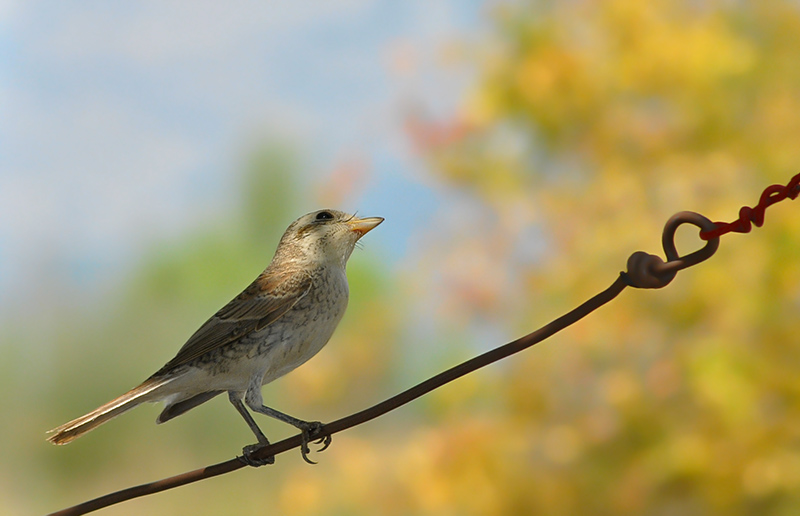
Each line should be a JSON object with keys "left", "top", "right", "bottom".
{"left": 0, "top": 1, "right": 489, "bottom": 314}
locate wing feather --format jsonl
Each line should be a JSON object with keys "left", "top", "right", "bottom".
{"left": 159, "top": 269, "right": 312, "bottom": 371}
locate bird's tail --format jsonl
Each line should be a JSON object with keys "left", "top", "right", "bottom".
{"left": 46, "top": 376, "right": 172, "bottom": 445}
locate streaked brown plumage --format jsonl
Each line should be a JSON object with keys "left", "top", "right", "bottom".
{"left": 47, "top": 209, "right": 383, "bottom": 465}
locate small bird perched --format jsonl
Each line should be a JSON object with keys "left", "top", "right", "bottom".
{"left": 47, "top": 209, "right": 383, "bottom": 465}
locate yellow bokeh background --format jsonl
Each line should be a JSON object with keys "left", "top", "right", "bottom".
{"left": 3, "top": 1, "right": 800, "bottom": 514}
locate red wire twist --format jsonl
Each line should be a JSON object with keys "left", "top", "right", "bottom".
{"left": 700, "top": 173, "right": 800, "bottom": 240}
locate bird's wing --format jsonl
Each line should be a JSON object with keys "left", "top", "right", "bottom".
{"left": 160, "top": 269, "right": 313, "bottom": 371}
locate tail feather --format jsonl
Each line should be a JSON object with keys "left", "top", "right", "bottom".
{"left": 46, "top": 377, "right": 172, "bottom": 445}
{"left": 156, "top": 390, "right": 223, "bottom": 424}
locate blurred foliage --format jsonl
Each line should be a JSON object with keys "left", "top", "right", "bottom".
{"left": 403, "top": 1, "right": 800, "bottom": 514}
{"left": 5, "top": 0, "right": 800, "bottom": 514}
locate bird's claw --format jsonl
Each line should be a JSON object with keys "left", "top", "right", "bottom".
{"left": 298, "top": 421, "right": 332, "bottom": 464}
{"left": 239, "top": 442, "right": 275, "bottom": 467}
{"left": 314, "top": 434, "right": 332, "bottom": 452}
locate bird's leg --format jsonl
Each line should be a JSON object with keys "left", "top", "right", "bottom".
{"left": 228, "top": 392, "right": 274, "bottom": 467}
{"left": 253, "top": 405, "right": 331, "bottom": 464}
{"left": 245, "top": 390, "right": 331, "bottom": 464}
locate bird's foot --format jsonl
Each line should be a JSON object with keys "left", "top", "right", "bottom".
{"left": 239, "top": 442, "right": 275, "bottom": 467}
{"left": 297, "top": 421, "right": 332, "bottom": 465}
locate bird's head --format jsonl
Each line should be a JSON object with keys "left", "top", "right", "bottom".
{"left": 274, "top": 209, "right": 383, "bottom": 268}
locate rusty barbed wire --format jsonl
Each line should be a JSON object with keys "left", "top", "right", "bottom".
{"left": 50, "top": 175, "right": 798, "bottom": 516}
{"left": 699, "top": 172, "right": 800, "bottom": 240}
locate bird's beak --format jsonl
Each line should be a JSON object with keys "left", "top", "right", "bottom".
{"left": 347, "top": 216, "right": 384, "bottom": 236}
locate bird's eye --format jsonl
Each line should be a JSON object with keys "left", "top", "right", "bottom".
{"left": 315, "top": 211, "right": 334, "bottom": 221}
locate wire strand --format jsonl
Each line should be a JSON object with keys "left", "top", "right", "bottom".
{"left": 700, "top": 173, "right": 800, "bottom": 240}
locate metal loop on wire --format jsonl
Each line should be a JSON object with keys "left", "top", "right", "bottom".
{"left": 623, "top": 211, "right": 720, "bottom": 289}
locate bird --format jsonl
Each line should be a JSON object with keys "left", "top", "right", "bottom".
{"left": 47, "top": 209, "right": 383, "bottom": 465}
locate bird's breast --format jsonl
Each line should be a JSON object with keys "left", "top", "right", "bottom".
{"left": 257, "top": 266, "right": 349, "bottom": 383}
